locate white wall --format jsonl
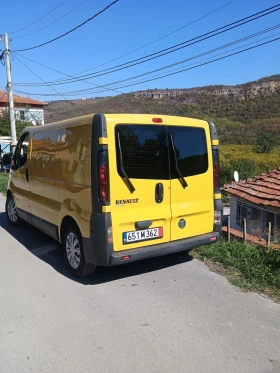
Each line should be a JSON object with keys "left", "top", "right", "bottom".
{"left": 15, "top": 108, "right": 45, "bottom": 125}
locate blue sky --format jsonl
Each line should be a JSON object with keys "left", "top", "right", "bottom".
{"left": 0, "top": 0, "right": 279, "bottom": 101}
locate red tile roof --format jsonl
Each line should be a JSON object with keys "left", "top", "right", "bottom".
{"left": 0, "top": 90, "right": 47, "bottom": 106}
{"left": 223, "top": 168, "right": 280, "bottom": 208}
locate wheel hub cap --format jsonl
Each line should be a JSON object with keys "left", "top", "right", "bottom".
{"left": 66, "top": 232, "right": 81, "bottom": 269}
{"left": 8, "top": 200, "right": 17, "bottom": 223}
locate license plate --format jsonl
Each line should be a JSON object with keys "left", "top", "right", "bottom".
{"left": 123, "top": 227, "right": 163, "bottom": 244}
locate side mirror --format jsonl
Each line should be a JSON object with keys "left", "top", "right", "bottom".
{"left": 2, "top": 153, "right": 12, "bottom": 166}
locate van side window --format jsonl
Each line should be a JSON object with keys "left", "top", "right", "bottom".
{"left": 14, "top": 133, "right": 30, "bottom": 170}
{"left": 169, "top": 127, "right": 208, "bottom": 178}
{"left": 32, "top": 130, "right": 60, "bottom": 179}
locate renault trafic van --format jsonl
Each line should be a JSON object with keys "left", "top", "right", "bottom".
{"left": 6, "top": 114, "right": 222, "bottom": 277}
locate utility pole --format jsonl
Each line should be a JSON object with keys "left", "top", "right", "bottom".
{"left": 1, "top": 33, "right": 17, "bottom": 146}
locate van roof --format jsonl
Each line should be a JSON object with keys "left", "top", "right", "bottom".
{"left": 24, "top": 114, "right": 208, "bottom": 134}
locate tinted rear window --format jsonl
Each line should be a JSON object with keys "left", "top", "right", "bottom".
{"left": 115, "top": 124, "right": 208, "bottom": 180}
{"left": 115, "top": 125, "right": 169, "bottom": 180}
{"left": 169, "top": 126, "right": 208, "bottom": 178}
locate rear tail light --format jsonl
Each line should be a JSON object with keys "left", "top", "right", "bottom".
{"left": 212, "top": 148, "right": 220, "bottom": 191}
{"left": 99, "top": 150, "right": 109, "bottom": 202}
{"left": 214, "top": 211, "right": 222, "bottom": 224}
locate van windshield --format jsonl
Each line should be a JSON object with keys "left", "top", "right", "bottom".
{"left": 115, "top": 124, "right": 208, "bottom": 180}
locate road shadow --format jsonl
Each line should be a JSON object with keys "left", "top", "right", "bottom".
{"left": 0, "top": 212, "right": 193, "bottom": 285}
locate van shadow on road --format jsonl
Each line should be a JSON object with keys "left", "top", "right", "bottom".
{"left": 0, "top": 212, "right": 193, "bottom": 285}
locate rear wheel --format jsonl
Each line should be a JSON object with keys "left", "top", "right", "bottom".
{"left": 63, "top": 224, "right": 96, "bottom": 277}
{"left": 5, "top": 194, "right": 21, "bottom": 227}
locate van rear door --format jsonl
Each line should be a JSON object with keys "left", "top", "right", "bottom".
{"left": 107, "top": 117, "right": 171, "bottom": 251}
{"left": 166, "top": 117, "right": 214, "bottom": 241}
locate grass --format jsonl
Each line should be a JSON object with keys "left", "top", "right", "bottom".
{"left": 0, "top": 173, "right": 9, "bottom": 194}
{"left": 193, "top": 239, "right": 280, "bottom": 303}
{"left": 220, "top": 144, "right": 280, "bottom": 170}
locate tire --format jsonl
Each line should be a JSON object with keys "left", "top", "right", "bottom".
{"left": 5, "top": 194, "right": 22, "bottom": 227}
{"left": 63, "top": 224, "right": 96, "bottom": 277}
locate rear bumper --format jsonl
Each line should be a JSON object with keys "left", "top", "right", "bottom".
{"left": 109, "top": 231, "right": 220, "bottom": 266}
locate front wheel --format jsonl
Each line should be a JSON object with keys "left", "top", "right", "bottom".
{"left": 63, "top": 224, "right": 96, "bottom": 277}
{"left": 5, "top": 194, "right": 22, "bottom": 227}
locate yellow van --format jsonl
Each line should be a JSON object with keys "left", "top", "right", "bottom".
{"left": 6, "top": 114, "right": 222, "bottom": 277}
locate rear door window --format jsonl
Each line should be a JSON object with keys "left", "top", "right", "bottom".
{"left": 168, "top": 126, "right": 208, "bottom": 178}
{"left": 115, "top": 124, "right": 208, "bottom": 180}
{"left": 115, "top": 125, "right": 169, "bottom": 180}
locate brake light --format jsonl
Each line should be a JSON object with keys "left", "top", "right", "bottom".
{"left": 99, "top": 151, "right": 109, "bottom": 202}
{"left": 152, "top": 118, "right": 163, "bottom": 123}
{"left": 212, "top": 148, "right": 220, "bottom": 191}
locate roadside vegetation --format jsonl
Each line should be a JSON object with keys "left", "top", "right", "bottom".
{"left": 0, "top": 173, "right": 8, "bottom": 194}
{"left": 193, "top": 239, "right": 280, "bottom": 303}
{"left": 220, "top": 144, "right": 280, "bottom": 186}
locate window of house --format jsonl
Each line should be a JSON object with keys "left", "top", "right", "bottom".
{"left": 236, "top": 201, "right": 250, "bottom": 228}
{"left": 236, "top": 201, "right": 241, "bottom": 226}
{"left": 20, "top": 110, "right": 25, "bottom": 121}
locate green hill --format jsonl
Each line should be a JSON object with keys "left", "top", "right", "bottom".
{"left": 44, "top": 75, "right": 280, "bottom": 145}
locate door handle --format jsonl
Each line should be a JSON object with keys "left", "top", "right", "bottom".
{"left": 25, "top": 168, "right": 29, "bottom": 182}
{"left": 155, "top": 183, "right": 164, "bottom": 203}
{"left": 135, "top": 220, "right": 152, "bottom": 229}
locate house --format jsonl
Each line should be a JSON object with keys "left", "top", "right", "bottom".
{"left": 0, "top": 90, "right": 47, "bottom": 125}
{"left": 222, "top": 168, "right": 280, "bottom": 238}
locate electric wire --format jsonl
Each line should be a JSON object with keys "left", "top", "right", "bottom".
{"left": 94, "top": 36, "right": 280, "bottom": 91}
{"left": 15, "top": 29, "right": 279, "bottom": 96}
{"left": 12, "top": 0, "right": 120, "bottom": 52}
{"left": 11, "top": 35, "right": 280, "bottom": 97}
{"left": 14, "top": 3, "right": 280, "bottom": 86}
{"left": 13, "top": 0, "right": 89, "bottom": 40}
{"left": 65, "top": 0, "right": 239, "bottom": 77}
{"left": 11, "top": 53, "right": 92, "bottom": 117}
{"left": 64, "top": 25, "right": 280, "bottom": 94}
{"left": 9, "top": 0, "right": 68, "bottom": 34}
{"left": 11, "top": 51, "right": 125, "bottom": 95}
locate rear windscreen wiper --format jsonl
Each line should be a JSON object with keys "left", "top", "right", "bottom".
{"left": 169, "top": 134, "right": 188, "bottom": 189}
{"left": 116, "top": 132, "right": 136, "bottom": 193}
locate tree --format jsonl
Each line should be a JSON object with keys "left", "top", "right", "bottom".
{"left": 253, "top": 129, "right": 278, "bottom": 154}
{"left": 0, "top": 110, "right": 31, "bottom": 138}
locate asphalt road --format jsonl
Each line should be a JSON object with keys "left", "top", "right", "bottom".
{"left": 0, "top": 195, "right": 280, "bottom": 373}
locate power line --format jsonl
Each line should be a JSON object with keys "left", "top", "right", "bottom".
{"left": 11, "top": 51, "right": 125, "bottom": 95}
{"left": 64, "top": 0, "right": 239, "bottom": 77}
{"left": 12, "top": 0, "right": 120, "bottom": 52}
{"left": 11, "top": 35, "right": 280, "bottom": 98}
{"left": 62, "top": 26, "right": 280, "bottom": 94}
{"left": 9, "top": 0, "right": 68, "bottom": 34}
{"left": 11, "top": 53, "right": 91, "bottom": 118}
{"left": 97, "top": 36, "right": 280, "bottom": 91}
{"left": 15, "top": 3, "right": 280, "bottom": 86}
{"left": 13, "top": 0, "right": 89, "bottom": 40}
{"left": 12, "top": 28, "right": 280, "bottom": 96}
